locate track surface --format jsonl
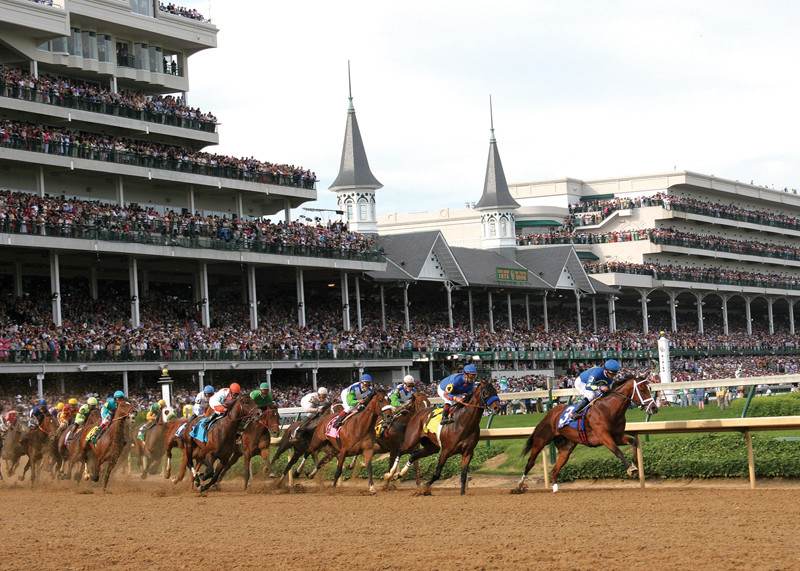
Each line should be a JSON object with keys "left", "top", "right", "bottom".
{"left": 1, "top": 478, "right": 798, "bottom": 570}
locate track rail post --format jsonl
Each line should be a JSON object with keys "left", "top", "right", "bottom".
{"left": 542, "top": 446, "right": 550, "bottom": 489}
{"left": 744, "top": 430, "right": 756, "bottom": 489}
{"left": 636, "top": 438, "right": 645, "bottom": 489}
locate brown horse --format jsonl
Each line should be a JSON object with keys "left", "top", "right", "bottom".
{"left": 379, "top": 392, "right": 430, "bottom": 487}
{"left": 136, "top": 416, "right": 184, "bottom": 479}
{"left": 269, "top": 403, "right": 341, "bottom": 480}
{"left": 512, "top": 374, "right": 658, "bottom": 494}
{"left": 1, "top": 423, "right": 26, "bottom": 478}
{"left": 85, "top": 400, "right": 136, "bottom": 490}
{"left": 60, "top": 409, "right": 100, "bottom": 481}
{"left": 183, "top": 395, "right": 261, "bottom": 492}
{"left": 215, "top": 404, "right": 280, "bottom": 490}
{"left": 298, "top": 390, "right": 389, "bottom": 494}
{"left": 398, "top": 379, "right": 502, "bottom": 495}
{"left": 18, "top": 414, "right": 57, "bottom": 486}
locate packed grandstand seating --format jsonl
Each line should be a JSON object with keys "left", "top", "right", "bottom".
{"left": 0, "top": 189, "right": 378, "bottom": 257}
{"left": 0, "top": 120, "right": 317, "bottom": 188}
{"left": 0, "top": 68, "right": 217, "bottom": 131}
{"left": 158, "top": 2, "right": 207, "bottom": 21}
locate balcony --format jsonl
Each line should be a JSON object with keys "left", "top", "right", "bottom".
{"left": 0, "top": 0, "right": 68, "bottom": 37}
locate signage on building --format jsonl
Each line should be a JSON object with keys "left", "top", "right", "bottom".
{"left": 496, "top": 267, "right": 528, "bottom": 283}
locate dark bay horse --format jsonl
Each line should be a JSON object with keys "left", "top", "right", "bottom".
{"left": 85, "top": 401, "right": 136, "bottom": 490}
{"left": 512, "top": 374, "right": 658, "bottom": 494}
{"left": 292, "top": 390, "right": 389, "bottom": 493}
{"left": 398, "top": 379, "right": 502, "bottom": 495}
{"left": 378, "top": 392, "right": 430, "bottom": 487}
{"left": 269, "top": 403, "right": 341, "bottom": 480}
{"left": 18, "top": 414, "right": 57, "bottom": 486}
{"left": 60, "top": 409, "right": 100, "bottom": 481}
{"left": 221, "top": 404, "right": 280, "bottom": 490}
{"left": 183, "top": 395, "right": 261, "bottom": 492}
{"left": 1, "top": 424, "right": 27, "bottom": 478}
{"left": 137, "top": 417, "right": 185, "bottom": 479}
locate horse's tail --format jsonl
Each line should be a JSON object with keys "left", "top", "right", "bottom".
{"left": 521, "top": 429, "right": 537, "bottom": 457}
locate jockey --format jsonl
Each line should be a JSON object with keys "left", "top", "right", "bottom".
{"left": 207, "top": 382, "right": 241, "bottom": 422}
{"left": 75, "top": 397, "right": 99, "bottom": 427}
{"left": 95, "top": 390, "right": 126, "bottom": 441}
{"left": 567, "top": 359, "right": 622, "bottom": 422}
{"left": 333, "top": 374, "right": 374, "bottom": 428}
{"left": 58, "top": 398, "right": 78, "bottom": 427}
{"left": 29, "top": 399, "right": 48, "bottom": 427}
{"left": 0, "top": 410, "right": 18, "bottom": 434}
{"left": 138, "top": 400, "right": 166, "bottom": 440}
{"left": 192, "top": 385, "right": 215, "bottom": 418}
{"left": 249, "top": 382, "right": 274, "bottom": 410}
{"left": 388, "top": 375, "right": 417, "bottom": 410}
{"left": 181, "top": 400, "right": 194, "bottom": 419}
{"left": 294, "top": 387, "right": 331, "bottom": 436}
{"left": 437, "top": 364, "right": 478, "bottom": 425}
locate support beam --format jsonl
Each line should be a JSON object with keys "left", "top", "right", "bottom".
{"left": 380, "top": 284, "right": 386, "bottom": 332}
{"left": 468, "top": 289, "right": 474, "bottom": 333}
{"left": 110, "top": 76, "right": 118, "bottom": 94}
{"left": 59, "top": 375, "right": 65, "bottom": 394}
{"left": 721, "top": 295, "right": 729, "bottom": 336}
{"left": 745, "top": 430, "right": 756, "bottom": 489}
{"left": 312, "top": 368, "right": 319, "bottom": 391}
{"left": 265, "top": 369, "right": 272, "bottom": 392}
{"left": 355, "top": 275, "right": 363, "bottom": 331}
{"left": 668, "top": 292, "right": 678, "bottom": 333}
{"left": 36, "top": 166, "right": 45, "bottom": 198}
{"left": 767, "top": 298, "right": 775, "bottom": 335}
{"left": 128, "top": 257, "right": 140, "bottom": 328}
{"left": 525, "top": 294, "right": 531, "bottom": 330}
{"left": 14, "top": 261, "right": 23, "bottom": 297}
{"left": 199, "top": 262, "right": 210, "bottom": 328}
{"left": 592, "top": 296, "right": 598, "bottom": 333}
{"left": 745, "top": 297, "right": 752, "bottom": 336}
{"left": 403, "top": 282, "right": 410, "bottom": 332}
{"left": 695, "top": 292, "right": 704, "bottom": 335}
{"left": 197, "top": 370, "right": 205, "bottom": 392}
{"left": 575, "top": 291, "right": 582, "bottom": 334}
{"left": 790, "top": 301, "right": 796, "bottom": 336}
{"left": 284, "top": 199, "right": 291, "bottom": 224}
{"left": 236, "top": 191, "right": 244, "bottom": 218}
{"left": 248, "top": 265, "right": 258, "bottom": 330}
{"left": 295, "top": 268, "right": 306, "bottom": 327}
{"left": 49, "top": 251, "right": 62, "bottom": 326}
{"left": 445, "top": 283, "right": 453, "bottom": 328}
{"left": 639, "top": 289, "right": 649, "bottom": 334}
{"left": 507, "top": 293, "right": 513, "bottom": 331}
{"left": 122, "top": 371, "right": 129, "bottom": 397}
{"left": 341, "top": 272, "right": 351, "bottom": 331}
{"left": 607, "top": 295, "right": 615, "bottom": 333}
{"left": 29, "top": 59, "right": 38, "bottom": 78}
{"left": 187, "top": 185, "right": 195, "bottom": 213}
{"left": 542, "top": 291, "right": 549, "bottom": 333}
{"left": 36, "top": 373, "right": 44, "bottom": 399}
{"left": 488, "top": 291, "right": 495, "bottom": 334}
{"left": 115, "top": 175, "right": 124, "bottom": 205}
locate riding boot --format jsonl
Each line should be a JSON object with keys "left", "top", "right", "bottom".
{"left": 569, "top": 398, "right": 590, "bottom": 420}
{"left": 441, "top": 404, "right": 453, "bottom": 425}
{"left": 332, "top": 410, "right": 346, "bottom": 429}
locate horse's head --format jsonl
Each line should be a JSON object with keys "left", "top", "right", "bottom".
{"left": 411, "top": 392, "right": 431, "bottom": 410}
{"left": 476, "top": 380, "right": 502, "bottom": 414}
{"left": 629, "top": 376, "right": 658, "bottom": 415}
{"left": 115, "top": 400, "right": 136, "bottom": 420}
{"left": 365, "top": 389, "right": 390, "bottom": 413}
{"left": 262, "top": 404, "right": 280, "bottom": 437}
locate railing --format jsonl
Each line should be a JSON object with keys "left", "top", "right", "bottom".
{"left": 0, "top": 348, "right": 412, "bottom": 364}
{"left": 586, "top": 264, "right": 800, "bottom": 291}
{"left": 26, "top": 0, "right": 64, "bottom": 7}
{"left": 0, "top": 135, "right": 317, "bottom": 190}
{"left": 0, "top": 221, "right": 383, "bottom": 262}
{"left": 0, "top": 80, "right": 216, "bottom": 133}
{"left": 670, "top": 201, "right": 800, "bottom": 232}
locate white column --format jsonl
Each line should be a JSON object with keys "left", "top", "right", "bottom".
{"left": 722, "top": 295, "right": 729, "bottom": 335}
{"left": 694, "top": 292, "right": 704, "bottom": 334}
{"left": 129, "top": 257, "right": 140, "bottom": 328}
{"left": 507, "top": 293, "right": 513, "bottom": 331}
{"left": 403, "top": 282, "right": 410, "bottom": 332}
{"left": 640, "top": 289, "right": 649, "bottom": 334}
{"left": 199, "top": 262, "right": 210, "bottom": 328}
{"left": 380, "top": 284, "right": 386, "bottom": 332}
{"left": 122, "top": 371, "right": 129, "bottom": 397}
{"left": 88, "top": 266, "right": 98, "bottom": 300}
{"left": 592, "top": 297, "right": 598, "bottom": 333}
{"left": 29, "top": 60, "right": 38, "bottom": 78}
{"left": 36, "top": 166, "right": 45, "bottom": 198}
{"left": 575, "top": 291, "right": 582, "bottom": 334}
{"left": 468, "top": 289, "right": 474, "bottom": 333}
{"left": 542, "top": 291, "right": 549, "bottom": 333}
{"left": 187, "top": 185, "right": 195, "bottom": 213}
{"left": 341, "top": 272, "right": 351, "bottom": 331}
{"left": 284, "top": 199, "right": 291, "bottom": 224}
{"left": 197, "top": 370, "right": 205, "bottom": 392}
{"left": 312, "top": 368, "right": 318, "bottom": 391}
{"left": 265, "top": 369, "right": 272, "bottom": 392}
{"left": 248, "top": 265, "right": 258, "bottom": 330}
{"left": 745, "top": 297, "right": 752, "bottom": 336}
{"left": 36, "top": 373, "right": 44, "bottom": 399}
{"left": 607, "top": 295, "right": 615, "bottom": 333}
{"left": 488, "top": 291, "right": 495, "bottom": 334}
{"left": 767, "top": 298, "right": 775, "bottom": 335}
{"left": 355, "top": 276, "right": 363, "bottom": 331}
{"left": 790, "top": 300, "right": 796, "bottom": 335}
{"left": 236, "top": 192, "right": 244, "bottom": 218}
{"left": 296, "top": 268, "right": 306, "bottom": 327}
{"left": 49, "top": 252, "right": 62, "bottom": 326}
{"left": 14, "top": 261, "right": 23, "bottom": 297}
{"left": 669, "top": 292, "right": 678, "bottom": 333}
{"left": 525, "top": 293, "right": 531, "bottom": 330}
{"left": 115, "top": 175, "right": 124, "bottom": 205}
{"left": 110, "top": 76, "right": 118, "bottom": 94}
{"left": 445, "top": 283, "right": 454, "bottom": 328}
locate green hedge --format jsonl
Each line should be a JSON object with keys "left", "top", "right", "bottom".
{"left": 558, "top": 434, "right": 800, "bottom": 482}
{"left": 729, "top": 392, "right": 800, "bottom": 417}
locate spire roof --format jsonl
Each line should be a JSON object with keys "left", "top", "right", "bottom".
{"left": 329, "top": 62, "right": 383, "bottom": 192}
{"left": 475, "top": 96, "right": 520, "bottom": 211}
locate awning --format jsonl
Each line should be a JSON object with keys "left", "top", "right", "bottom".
{"left": 515, "top": 219, "right": 562, "bottom": 228}
{"left": 579, "top": 193, "right": 614, "bottom": 202}
{"left": 576, "top": 251, "right": 599, "bottom": 261}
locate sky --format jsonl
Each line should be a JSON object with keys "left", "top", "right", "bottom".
{"left": 184, "top": 0, "right": 800, "bottom": 215}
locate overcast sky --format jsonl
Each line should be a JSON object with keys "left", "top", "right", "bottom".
{"left": 185, "top": 0, "right": 800, "bottom": 215}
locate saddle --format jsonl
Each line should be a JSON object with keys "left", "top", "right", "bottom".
{"left": 190, "top": 415, "right": 223, "bottom": 443}
{"left": 556, "top": 403, "right": 592, "bottom": 444}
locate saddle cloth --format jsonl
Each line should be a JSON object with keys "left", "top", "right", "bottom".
{"left": 85, "top": 426, "right": 100, "bottom": 443}
{"left": 175, "top": 422, "right": 188, "bottom": 438}
{"left": 557, "top": 405, "right": 591, "bottom": 444}
{"left": 325, "top": 416, "right": 340, "bottom": 439}
{"left": 423, "top": 408, "right": 444, "bottom": 443}
{"left": 190, "top": 415, "right": 221, "bottom": 443}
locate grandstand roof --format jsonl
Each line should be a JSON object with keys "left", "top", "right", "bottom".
{"left": 369, "top": 231, "right": 467, "bottom": 284}
{"left": 475, "top": 99, "right": 519, "bottom": 211}
{"left": 515, "top": 246, "right": 598, "bottom": 293}
{"left": 449, "top": 247, "right": 549, "bottom": 289}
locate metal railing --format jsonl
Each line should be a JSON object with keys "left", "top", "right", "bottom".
{"left": 0, "top": 135, "right": 317, "bottom": 189}
{"left": 0, "top": 80, "right": 216, "bottom": 133}
{"left": 586, "top": 264, "right": 800, "bottom": 291}
{"left": 0, "top": 220, "right": 383, "bottom": 262}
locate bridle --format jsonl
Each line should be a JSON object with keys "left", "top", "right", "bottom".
{"left": 624, "top": 377, "right": 657, "bottom": 414}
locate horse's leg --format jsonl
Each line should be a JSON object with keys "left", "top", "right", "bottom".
{"left": 420, "top": 450, "right": 451, "bottom": 496}
{"left": 278, "top": 448, "right": 305, "bottom": 488}
{"left": 172, "top": 444, "right": 189, "bottom": 484}
{"left": 599, "top": 433, "right": 635, "bottom": 475}
{"left": 307, "top": 447, "right": 336, "bottom": 480}
{"left": 549, "top": 439, "right": 578, "bottom": 493}
{"left": 331, "top": 450, "right": 347, "bottom": 489}
{"left": 383, "top": 451, "right": 399, "bottom": 482}
{"left": 459, "top": 450, "right": 474, "bottom": 496}
{"left": 345, "top": 455, "right": 361, "bottom": 481}
{"left": 619, "top": 433, "right": 641, "bottom": 477}
{"left": 414, "top": 460, "right": 421, "bottom": 487}
{"left": 399, "top": 441, "right": 438, "bottom": 479}
{"left": 364, "top": 448, "right": 376, "bottom": 494}
{"left": 101, "top": 457, "right": 118, "bottom": 491}
{"left": 140, "top": 452, "right": 149, "bottom": 479}
{"left": 292, "top": 453, "right": 308, "bottom": 478}
{"left": 513, "top": 427, "right": 553, "bottom": 494}
{"left": 19, "top": 456, "right": 30, "bottom": 482}
{"left": 242, "top": 450, "right": 252, "bottom": 491}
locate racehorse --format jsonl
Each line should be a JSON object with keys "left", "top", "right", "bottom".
{"left": 182, "top": 395, "right": 261, "bottom": 492}
{"left": 137, "top": 416, "right": 183, "bottom": 479}
{"left": 512, "top": 374, "right": 658, "bottom": 494}
{"left": 378, "top": 392, "right": 430, "bottom": 488}
{"left": 299, "top": 390, "right": 389, "bottom": 494}
{"left": 18, "top": 413, "right": 56, "bottom": 486}
{"left": 84, "top": 400, "right": 136, "bottom": 490}
{"left": 60, "top": 409, "right": 100, "bottom": 481}
{"left": 269, "top": 403, "right": 340, "bottom": 481}
{"left": 220, "top": 404, "right": 280, "bottom": 490}
{"left": 1, "top": 423, "right": 26, "bottom": 478}
{"left": 396, "top": 379, "right": 502, "bottom": 495}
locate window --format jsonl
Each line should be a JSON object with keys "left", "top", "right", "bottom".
{"left": 117, "top": 41, "right": 133, "bottom": 67}
{"left": 98, "top": 35, "right": 111, "bottom": 63}
{"left": 82, "top": 31, "right": 97, "bottom": 60}
{"left": 358, "top": 198, "right": 368, "bottom": 220}
{"left": 488, "top": 220, "right": 496, "bottom": 237}
{"left": 68, "top": 27, "right": 82, "bottom": 56}
{"left": 345, "top": 200, "right": 354, "bottom": 221}
{"left": 130, "top": 0, "right": 153, "bottom": 16}
{"left": 38, "top": 41, "right": 51, "bottom": 52}
{"left": 499, "top": 219, "right": 508, "bottom": 237}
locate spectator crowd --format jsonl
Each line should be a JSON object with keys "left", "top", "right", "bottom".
{"left": 159, "top": 2, "right": 207, "bottom": 21}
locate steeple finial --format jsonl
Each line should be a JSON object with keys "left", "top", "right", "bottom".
{"left": 489, "top": 94, "right": 495, "bottom": 142}
{"left": 347, "top": 60, "right": 354, "bottom": 111}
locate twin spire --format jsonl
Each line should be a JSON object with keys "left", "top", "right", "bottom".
{"left": 475, "top": 95, "right": 519, "bottom": 211}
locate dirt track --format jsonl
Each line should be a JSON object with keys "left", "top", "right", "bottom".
{"left": 1, "top": 477, "right": 798, "bottom": 570}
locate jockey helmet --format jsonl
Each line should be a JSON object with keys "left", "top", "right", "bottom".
{"left": 203, "top": 385, "right": 215, "bottom": 395}
{"left": 68, "top": 398, "right": 78, "bottom": 406}
{"left": 7, "top": 411, "right": 17, "bottom": 420}
{"left": 229, "top": 383, "right": 241, "bottom": 394}
{"left": 37, "top": 399, "right": 46, "bottom": 407}
{"left": 259, "top": 382, "right": 270, "bottom": 391}
{"left": 56, "top": 402, "right": 65, "bottom": 411}
{"left": 360, "top": 373, "right": 373, "bottom": 383}
{"left": 604, "top": 359, "right": 621, "bottom": 374}
{"left": 87, "top": 397, "right": 98, "bottom": 406}
{"left": 317, "top": 387, "right": 328, "bottom": 396}
{"left": 403, "top": 375, "right": 416, "bottom": 386}
{"left": 463, "top": 364, "right": 478, "bottom": 375}
{"left": 158, "top": 399, "right": 166, "bottom": 408}
{"left": 113, "top": 390, "right": 125, "bottom": 399}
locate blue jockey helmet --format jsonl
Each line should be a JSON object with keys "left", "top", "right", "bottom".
{"left": 107, "top": 397, "right": 117, "bottom": 408}
{"left": 113, "top": 390, "right": 125, "bottom": 399}
{"left": 463, "top": 364, "right": 478, "bottom": 375}
{"left": 604, "top": 359, "right": 621, "bottom": 373}
{"left": 37, "top": 399, "right": 46, "bottom": 406}
{"left": 360, "top": 373, "right": 373, "bottom": 383}
{"left": 204, "top": 385, "right": 215, "bottom": 394}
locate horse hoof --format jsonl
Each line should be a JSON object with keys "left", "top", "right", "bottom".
{"left": 510, "top": 485, "right": 527, "bottom": 495}
{"left": 368, "top": 485, "right": 376, "bottom": 495}
{"left": 627, "top": 466, "right": 639, "bottom": 478}
{"left": 552, "top": 483, "right": 559, "bottom": 493}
